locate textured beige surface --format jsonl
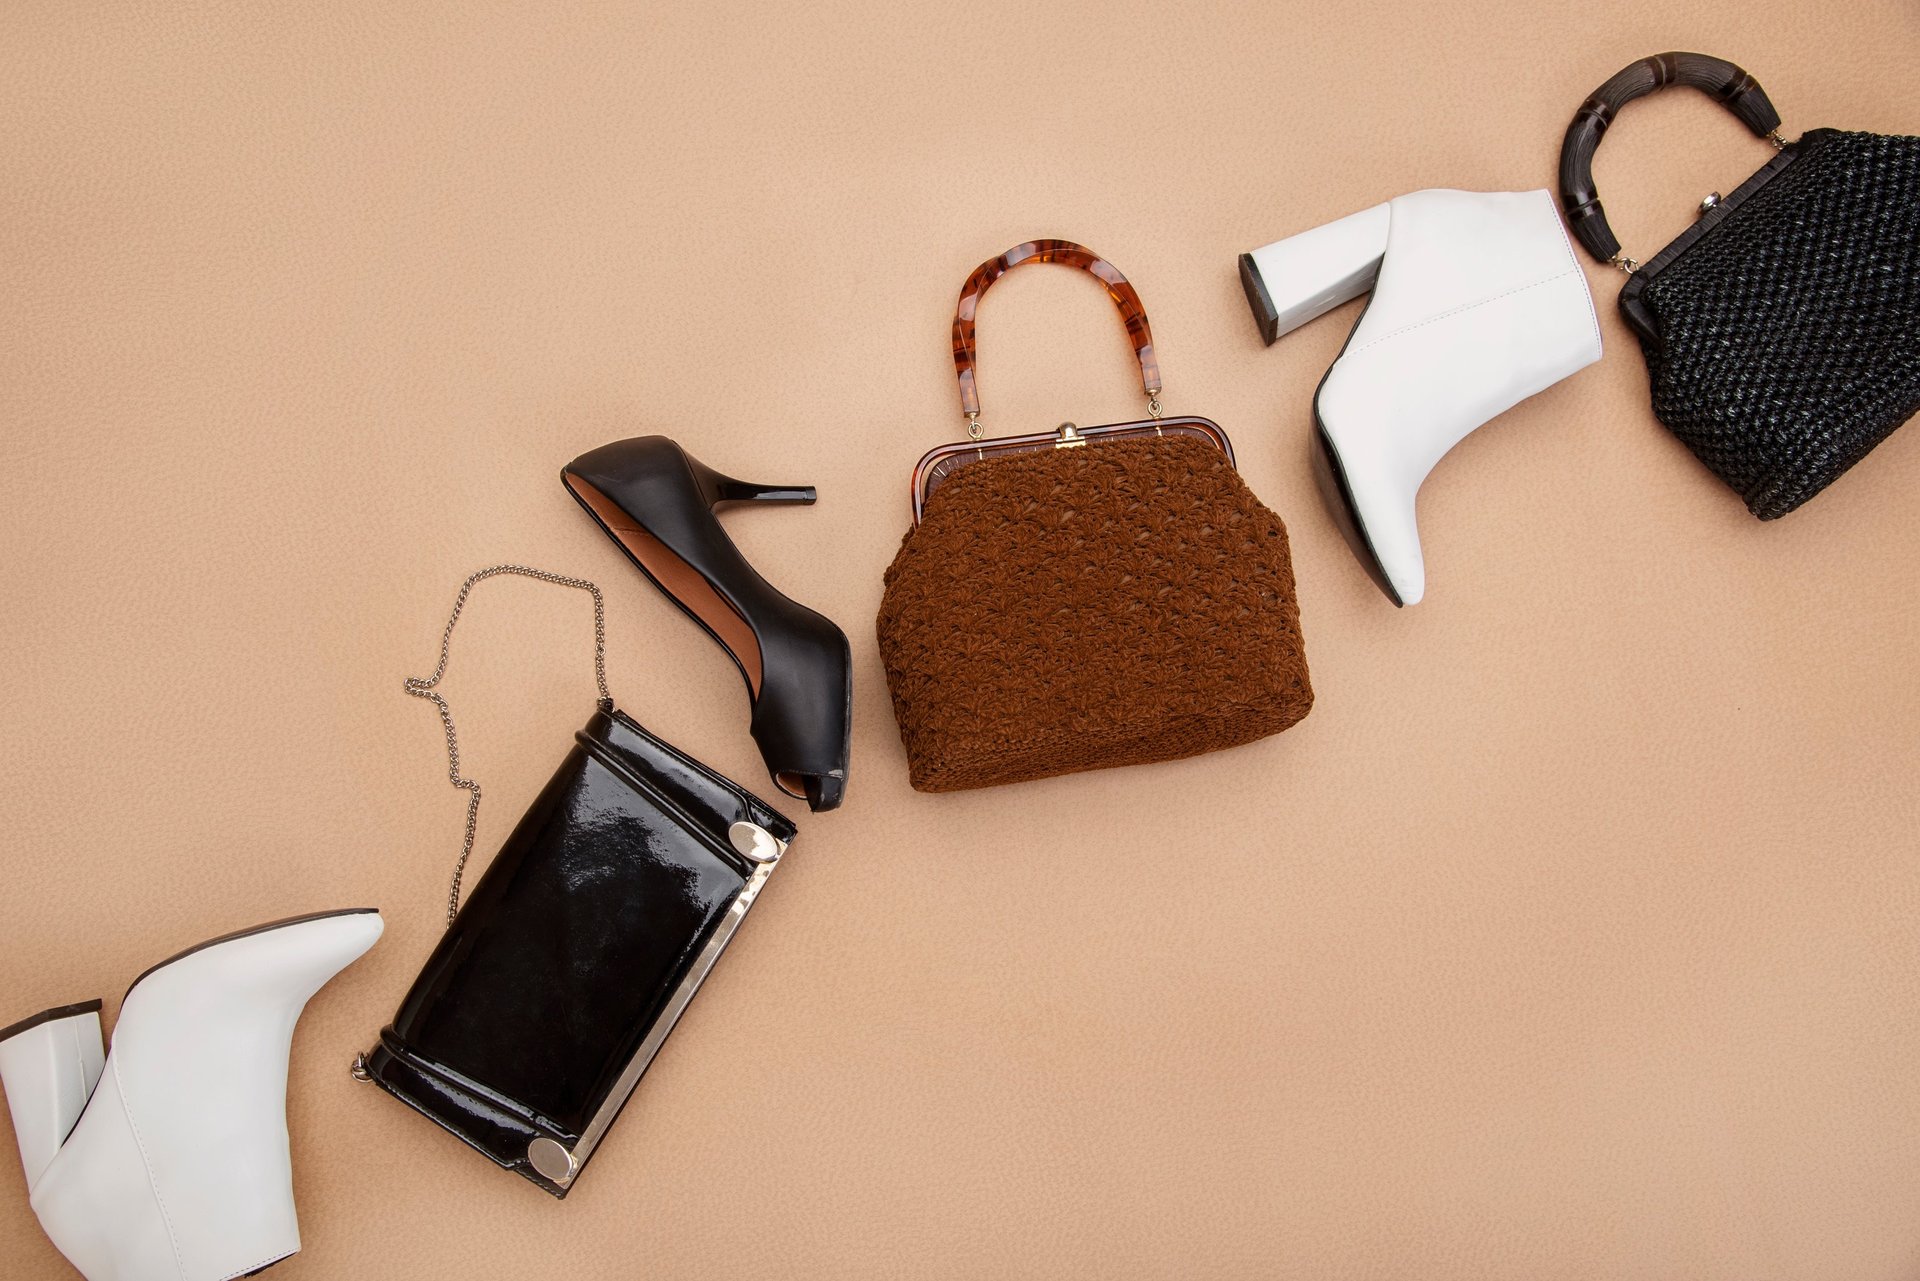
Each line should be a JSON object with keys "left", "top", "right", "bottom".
{"left": 3, "top": 3, "right": 1919, "bottom": 1278}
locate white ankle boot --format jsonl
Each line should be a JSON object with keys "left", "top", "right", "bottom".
{"left": 1240, "top": 189, "right": 1602, "bottom": 605}
{"left": 0, "top": 909, "right": 382, "bottom": 1281}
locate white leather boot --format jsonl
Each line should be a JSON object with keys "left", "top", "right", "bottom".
{"left": 0, "top": 909, "right": 382, "bottom": 1281}
{"left": 1239, "top": 189, "right": 1602, "bottom": 605}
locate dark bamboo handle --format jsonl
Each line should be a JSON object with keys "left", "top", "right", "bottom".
{"left": 951, "top": 239, "right": 1160, "bottom": 423}
{"left": 1559, "top": 51, "right": 1781, "bottom": 262}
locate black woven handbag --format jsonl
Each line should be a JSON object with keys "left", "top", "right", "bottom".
{"left": 1560, "top": 51, "right": 1920, "bottom": 519}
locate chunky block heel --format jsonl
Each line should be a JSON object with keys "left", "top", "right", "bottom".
{"left": 1239, "top": 202, "right": 1389, "bottom": 344}
{"left": 0, "top": 1002, "right": 105, "bottom": 1189}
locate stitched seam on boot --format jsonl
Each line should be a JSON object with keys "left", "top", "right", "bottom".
{"left": 113, "top": 1055, "right": 190, "bottom": 1280}
{"left": 65, "top": 1022, "right": 83, "bottom": 1110}
{"left": 1543, "top": 197, "right": 1605, "bottom": 362}
{"left": 1345, "top": 267, "right": 1587, "bottom": 359}
{"left": 21, "top": 1019, "right": 94, "bottom": 1200}
{"left": 61, "top": 1020, "right": 86, "bottom": 1187}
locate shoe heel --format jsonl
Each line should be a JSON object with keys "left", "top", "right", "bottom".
{"left": 1240, "top": 201, "right": 1391, "bottom": 345}
{"left": 686, "top": 458, "right": 817, "bottom": 508}
{"left": 0, "top": 1001, "right": 105, "bottom": 1188}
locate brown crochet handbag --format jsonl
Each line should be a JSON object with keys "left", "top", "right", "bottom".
{"left": 876, "top": 239, "right": 1313, "bottom": 793}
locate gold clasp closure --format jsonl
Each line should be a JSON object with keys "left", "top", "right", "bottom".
{"left": 1054, "top": 422, "right": 1086, "bottom": 449}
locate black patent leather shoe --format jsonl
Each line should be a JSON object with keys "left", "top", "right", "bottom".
{"left": 562, "top": 436, "right": 851, "bottom": 811}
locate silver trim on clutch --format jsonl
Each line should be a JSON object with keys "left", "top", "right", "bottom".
{"left": 528, "top": 822, "right": 787, "bottom": 1188}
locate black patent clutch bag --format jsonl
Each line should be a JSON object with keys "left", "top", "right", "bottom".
{"left": 355, "top": 566, "right": 797, "bottom": 1198}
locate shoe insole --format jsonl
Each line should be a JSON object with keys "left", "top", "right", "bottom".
{"left": 566, "top": 477, "right": 765, "bottom": 697}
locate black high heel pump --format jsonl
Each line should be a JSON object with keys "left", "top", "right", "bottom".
{"left": 562, "top": 436, "right": 852, "bottom": 811}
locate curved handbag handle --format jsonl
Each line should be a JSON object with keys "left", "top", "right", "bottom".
{"left": 1559, "top": 51, "right": 1784, "bottom": 266}
{"left": 951, "top": 239, "right": 1161, "bottom": 438}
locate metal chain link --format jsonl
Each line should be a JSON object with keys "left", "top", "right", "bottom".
{"left": 403, "top": 565, "right": 612, "bottom": 927}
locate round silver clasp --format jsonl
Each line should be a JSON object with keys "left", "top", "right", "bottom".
{"left": 528, "top": 1137, "right": 578, "bottom": 1184}
{"left": 729, "top": 821, "right": 783, "bottom": 863}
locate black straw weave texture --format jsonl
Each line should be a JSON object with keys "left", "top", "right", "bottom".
{"left": 1636, "top": 129, "right": 1920, "bottom": 519}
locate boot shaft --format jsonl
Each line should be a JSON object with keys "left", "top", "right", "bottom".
{"left": 0, "top": 910, "right": 382, "bottom": 1281}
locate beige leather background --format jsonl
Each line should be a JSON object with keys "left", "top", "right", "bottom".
{"left": 4, "top": 2, "right": 1918, "bottom": 1277}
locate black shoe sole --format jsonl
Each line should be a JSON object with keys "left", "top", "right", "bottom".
{"left": 1311, "top": 414, "right": 1403, "bottom": 608}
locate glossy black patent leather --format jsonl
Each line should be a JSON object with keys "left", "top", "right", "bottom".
{"left": 364, "top": 704, "right": 796, "bottom": 1197}
{"left": 562, "top": 435, "right": 853, "bottom": 811}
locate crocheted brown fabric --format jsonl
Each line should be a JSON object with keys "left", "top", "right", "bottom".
{"left": 877, "top": 434, "right": 1312, "bottom": 792}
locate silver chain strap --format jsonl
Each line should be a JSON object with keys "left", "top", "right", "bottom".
{"left": 403, "top": 565, "right": 612, "bottom": 927}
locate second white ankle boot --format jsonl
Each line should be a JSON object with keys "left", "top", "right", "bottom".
{"left": 0, "top": 909, "right": 382, "bottom": 1281}
{"left": 1240, "top": 189, "right": 1602, "bottom": 605}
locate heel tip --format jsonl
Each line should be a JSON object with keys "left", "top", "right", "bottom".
{"left": 1238, "top": 253, "right": 1281, "bottom": 346}
{"left": 0, "top": 1000, "right": 103, "bottom": 1045}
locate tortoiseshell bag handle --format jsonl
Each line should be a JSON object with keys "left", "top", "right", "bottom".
{"left": 951, "top": 239, "right": 1161, "bottom": 439}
